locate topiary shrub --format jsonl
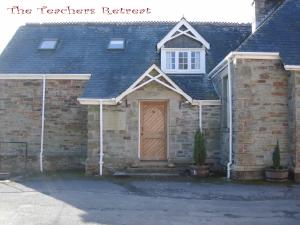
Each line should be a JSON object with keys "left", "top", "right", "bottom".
{"left": 272, "top": 140, "right": 281, "bottom": 169}
{"left": 193, "top": 129, "right": 206, "bottom": 166}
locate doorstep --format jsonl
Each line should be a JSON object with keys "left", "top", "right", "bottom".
{"left": 113, "top": 171, "right": 180, "bottom": 177}
{"left": 0, "top": 172, "right": 10, "bottom": 180}
{"left": 113, "top": 163, "right": 190, "bottom": 177}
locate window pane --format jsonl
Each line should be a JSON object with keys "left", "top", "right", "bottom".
{"left": 39, "top": 40, "right": 58, "bottom": 50}
{"left": 178, "top": 52, "right": 188, "bottom": 70}
{"left": 191, "top": 51, "right": 201, "bottom": 69}
{"left": 108, "top": 39, "right": 125, "bottom": 49}
{"left": 166, "top": 52, "right": 175, "bottom": 69}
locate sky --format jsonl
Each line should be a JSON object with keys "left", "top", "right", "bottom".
{"left": 0, "top": 0, "right": 253, "bottom": 53}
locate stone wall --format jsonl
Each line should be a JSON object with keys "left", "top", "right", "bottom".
{"left": 232, "top": 59, "right": 290, "bottom": 179}
{"left": 202, "top": 105, "right": 221, "bottom": 170}
{"left": 86, "top": 82, "right": 221, "bottom": 174}
{"left": 0, "top": 79, "right": 87, "bottom": 173}
{"left": 288, "top": 71, "right": 300, "bottom": 182}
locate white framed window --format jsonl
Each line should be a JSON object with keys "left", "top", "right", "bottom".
{"left": 191, "top": 51, "right": 201, "bottom": 69}
{"left": 166, "top": 52, "right": 175, "bottom": 69}
{"left": 178, "top": 52, "right": 188, "bottom": 70}
{"left": 161, "top": 48, "right": 205, "bottom": 74}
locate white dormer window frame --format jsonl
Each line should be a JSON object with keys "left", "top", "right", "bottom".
{"left": 157, "top": 18, "right": 210, "bottom": 51}
{"left": 161, "top": 48, "right": 206, "bottom": 74}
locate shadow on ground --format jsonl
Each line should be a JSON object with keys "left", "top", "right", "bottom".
{"left": 1, "top": 171, "right": 300, "bottom": 225}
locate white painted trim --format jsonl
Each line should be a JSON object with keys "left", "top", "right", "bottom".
{"left": 115, "top": 64, "right": 193, "bottom": 103}
{"left": 161, "top": 48, "right": 205, "bottom": 51}
{"left": 192, "top": 100, "right": 221, "bottom": 106}
{"left": 138, "top": 101, "right": 141, "bottom": 160}
{"left": 231, "top": 51, "right": 280, "bottom": 59}
{"left": 284, "top": 65, "right": 300, "bottom": 71}
{"left": 157, "top": 18, "right": 210, "bottom": 50}
{"left": 208, "top": 52, "right": 280, "bottom": 79}
{"left": 199, "top": 103, "right": 202, "bottom": 132}
{"left": 166, "top": 101, "right": 170, "bottom": 161}
{"left": 77, "top": 98, "right": 117, "bottom": 105}
{"left": 99, "top": 100, "right": 104, "bottom": 176}
{"left": 227, "top": 60, "right": 233, "bottom": 180}
{"left": 0, "top": 74, "right": 91, "bottom": 80}
{"left": 161, "top": 48, "right": 206, "bottom": 74}
{"left": 40, "top": 76, "right": 46, "bottom": 173}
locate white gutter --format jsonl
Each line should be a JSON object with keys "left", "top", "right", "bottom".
{"left": 78, "top": 98, "right": 117, "bottom": 105}
{"left": 227, "top": 59, "right": 233, "bottom": 179}
{"left": 193, "top": 100, "right": 221, "bottom": 106}
{"left": 0, "top": 74, "right": 91, "bottom": 80}
{"left": 99, "top": 100, "right": 104, "bottom": 176}
{"left": 208, "top": 52, "right": 280, "bottom": 79}
{"left": 284, "top": 65, "right": 300, "bottom": 71}
{"left": 40, "top": 75, "right": 46, "bottom": 172}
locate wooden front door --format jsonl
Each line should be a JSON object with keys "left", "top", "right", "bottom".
{"left": 140, "top": 101, "right": 167, "bottom": 161}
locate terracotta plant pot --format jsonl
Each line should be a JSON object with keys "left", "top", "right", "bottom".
{"left": 265, "top": 168, "right": 289, "bottom": 182}
{"left": 189, "top": 165, "right": 209, "bottom": 177}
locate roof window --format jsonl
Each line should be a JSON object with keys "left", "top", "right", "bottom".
{"left": 39, "top": 39, "right": 58, "bottom": 50}
{"left": 108, "top": 39, "right": 125, "bottom": 49}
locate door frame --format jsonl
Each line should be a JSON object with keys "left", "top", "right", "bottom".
{"left": 138, "top": 100, "right": 169, "bottom": 161}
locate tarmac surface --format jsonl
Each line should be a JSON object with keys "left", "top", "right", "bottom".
{"left": 0, "top": 173, "right": 299, "bottom": 225}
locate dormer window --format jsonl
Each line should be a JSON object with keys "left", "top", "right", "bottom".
{"left": 157, "top": 18, "right": 209, "bottom": 74}
{"left": 161, "top": 48, "right": 205, "bottom": 74}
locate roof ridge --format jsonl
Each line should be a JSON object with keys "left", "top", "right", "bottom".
{"left": 25, "top": 20, "right": 250, "bottom": 27}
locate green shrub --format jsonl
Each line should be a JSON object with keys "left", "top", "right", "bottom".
{"left": 193, "top": 129, "right": 206, "bottom": 165}
{"left": 272, "top": 140, "right": 281, "bottom": 169}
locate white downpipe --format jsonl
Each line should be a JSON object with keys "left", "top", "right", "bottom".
{"left": 99, "top": 100, "right": 104, "bottom": 176}
{"left": 40, "top": 75, "right": 46, "bottom": 172}
{"left": 199, "top": 103, "right": 202, "bottom": 132}
{"left": 227, "top": 59, "right": 233, "bottom": 179}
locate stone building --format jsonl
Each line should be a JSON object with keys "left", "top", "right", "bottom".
{"left": 0, "top": 0, "right": 299, "bottom": 181}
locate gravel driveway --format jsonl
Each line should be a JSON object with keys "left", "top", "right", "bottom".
{"left": 0, "top": 173, "right": 300, "bottom": 225}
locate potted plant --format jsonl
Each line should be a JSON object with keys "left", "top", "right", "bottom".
{"left": 190, "top": 129, "right": 209, "bottom": 177}
{"left": 265, "top": 141, "right": 289, "bottom": 182}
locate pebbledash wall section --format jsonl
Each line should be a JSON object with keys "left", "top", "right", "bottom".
{"left": 86, "top": 82, "right": 221, "bottom": 175}
{"left": 0, "top": 79, "right": 87, "bottom": 173}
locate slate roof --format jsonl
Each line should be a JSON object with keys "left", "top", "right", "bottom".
{"left": 0, "top": 21, "right": 251, "bottom": 100}
{"left": 169, "top": 75, "right": 218, "bottom": 100}
{"left": 237, "top": 0, "right": 300, "bottom": 66}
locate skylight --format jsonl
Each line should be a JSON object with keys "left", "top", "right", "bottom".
{"left": 108, "top": 39, "right": 125, "bottom": 49}
{"left": 39, "top": 39, "right": 58, "bottom": 50}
